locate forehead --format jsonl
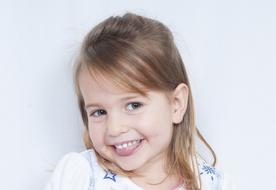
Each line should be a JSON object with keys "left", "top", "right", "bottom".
{"left": 77, "top": 66, "right": 172, "bottom": 105}
{"left": 78, "top": 67, "right": 146, "bottom": 99}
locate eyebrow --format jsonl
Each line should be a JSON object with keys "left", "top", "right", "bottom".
{"left": 84, "top": 94, "right": 146, "bottom": 109}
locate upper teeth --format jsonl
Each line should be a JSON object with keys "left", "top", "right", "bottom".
{"left": 115, "top": 140, "right": 140, "bottom": 149}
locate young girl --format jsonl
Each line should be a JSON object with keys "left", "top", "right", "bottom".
{"left": 45, "top": 13, "right": 233, "bottom": 190}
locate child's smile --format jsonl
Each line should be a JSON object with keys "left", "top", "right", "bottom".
{"left": 78, "top": 67, "right": 176, "bottom": 172}
{"left": 112, "top": 139, "right": 144, "bottom": 157}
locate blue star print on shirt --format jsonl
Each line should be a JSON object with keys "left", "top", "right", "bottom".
{"left": 199, "top": 163, "right": 216, "bottom": 181}
{"left": 103, "top": 170, "right": 117, "bottom": 182}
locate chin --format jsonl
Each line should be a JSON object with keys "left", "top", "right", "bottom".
{"left": 115, "top": 160, "right": 145, "bottom": 172}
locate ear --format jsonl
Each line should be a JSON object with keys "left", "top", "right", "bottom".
{"left": 170, "top": 83, "right": 189, "bottom": 124}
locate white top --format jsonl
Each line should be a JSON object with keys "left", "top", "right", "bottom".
{"left": 45, "top": 149, "right": 235, "bottom": 190}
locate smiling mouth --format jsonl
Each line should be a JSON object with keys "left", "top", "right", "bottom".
{"left": 111, "top": 139, "right": 144, "bottom": 157}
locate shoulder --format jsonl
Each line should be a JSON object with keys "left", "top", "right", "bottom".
{"left": 80, "top": 149, "right": 143, "bottom": 190}
{"left": 45, "top": 152, "right": 92, "bottom": 190}
{"left": 80, "top": 149, "right": 97, "bottom": 166}
{"left": 197, "top": 157, "right": 235, "bottom": 190}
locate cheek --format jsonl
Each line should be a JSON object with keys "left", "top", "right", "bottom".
{"left": 88, "top": 125, "right": 105, "bottom": 146}
{"left": 139, "top": 106, "right": 173, "bottom": 138}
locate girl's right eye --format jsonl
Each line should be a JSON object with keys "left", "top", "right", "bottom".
{"left": 89, "top": 109, "right": 106, "bottom": 117}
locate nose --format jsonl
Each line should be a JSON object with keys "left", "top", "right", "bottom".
{"left": 106, "top": 112, "right": 128, "bottom": 137}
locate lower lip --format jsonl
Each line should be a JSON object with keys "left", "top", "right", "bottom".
{"left": 112, "top": 139, "right": 144, "bottom": 157}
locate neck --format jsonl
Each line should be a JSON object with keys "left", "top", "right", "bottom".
{"left": 130, "top": 152, "right": 181, "bottom": 190}
{"left": 131, "top": 173, "right": 181, "bottom": 190}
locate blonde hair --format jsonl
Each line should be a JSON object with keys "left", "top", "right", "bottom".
{"left": 73, "top": 12, "right": 216, "bottom": 190}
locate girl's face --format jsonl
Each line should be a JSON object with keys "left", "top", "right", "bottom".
{"left": 78, "top": 68, "right": 187, "bottom": 173}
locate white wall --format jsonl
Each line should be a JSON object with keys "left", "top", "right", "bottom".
{"left": 1, "top": 0, "right": 275, "bottom": 189}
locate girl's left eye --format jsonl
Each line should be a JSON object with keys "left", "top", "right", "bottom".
{"left": 126, "top": 102, "right": 143, "bottom": 111}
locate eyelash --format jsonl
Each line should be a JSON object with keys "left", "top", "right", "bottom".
{"left": 89, "top": 102, "right": 143, "bottom": 117}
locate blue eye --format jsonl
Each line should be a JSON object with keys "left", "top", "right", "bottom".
{"left": 90, "top": 109, "right": 106, "bottom": 117}
{"left": 126, "top": 102, "right": 143, "bottom": 111}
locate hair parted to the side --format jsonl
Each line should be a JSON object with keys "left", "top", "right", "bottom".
{"left": 73, "top": 12, "right": 216, "bottom": 190}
